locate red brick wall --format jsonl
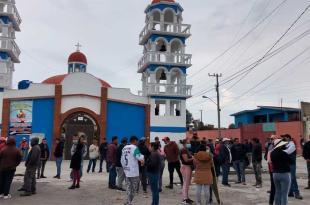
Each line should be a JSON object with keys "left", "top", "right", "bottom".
{"left": 276, "top": 121, "right": 303, "bottom": 153}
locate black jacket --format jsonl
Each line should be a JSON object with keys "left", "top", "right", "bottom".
{"left": 54, "top": 142, "right": 64, "bottom": 158}
{"left": 70, "top": 143, "right": 83, "bottom": 170}
{"left": 99, "top": 142, "right": 108, "bottom": 157}
{"left": 271, "top": 148, "right": 292, "bottom": 173}
{"left": 219, "top": 144, "right": 231, "bottom": 164}
{"left": 231, "top": 143, "right": 247, "bottom": 161}
{"left": 146, "top": 151, "right": 161, "bottom": 173}
{"left": 39, "top": 143, "right": 50, "bottom": 161}
{"left": 252, "top": 143, "right": 262, "bottom": 163}
{"left": 138, "top": 143, "right": 151, "bottom": 168}
{"left": 116, "top": 144, "right": 126, "bottom": 167}
{"left": 303, "top": 141, "right": 310, "bottom": 160}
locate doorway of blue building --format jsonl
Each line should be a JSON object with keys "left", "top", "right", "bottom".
{"left": 61, "top": 112, "right": 99, "bottom": 160}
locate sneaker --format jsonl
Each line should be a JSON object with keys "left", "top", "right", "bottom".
{"left": 3, "top": 194, "right": 11, "bottom": 200}
{"left": 256, "top": 184, "right": 262, "bottom": 188}
{"left": 75, "top": 184, "right": 80, "bottom": 189}
{"left": 295, "top": 194, "right": 303, "bottom": 200}
{"left": 187, "top": 198, "right": 194, "bottom": 203}
{"left": 20, "top": 192, "right": 32, "bottom": 197}
{"left": 222, "top": 183, "right": 231, "bottom": 187}
{"left": 288, "top": 193, "right": 294, "bottom": 197}
{"left": 305, "top": 187, "right": 310, "bottom": 190}
{"left": 165, "top": 185, "right": 173, "bottom": 189}
{"left": 40, "top": 176, "right": 47, "bottom": 179}
{"left": 181, "top": 199, "right": 189, "bottom": 204}
{"left": 68, "top": 185, "right": 75, "bottom": 190}
{"left": 0, "top": 194, "right": 4, "bottom": 198}
{"left": 18, "top": 188, "right": 26, "bottom": 192}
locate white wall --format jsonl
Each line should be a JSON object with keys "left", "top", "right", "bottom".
{"left": 3, "top": 84, "right": 55, "bottom": 99}
{"left": 62, "top": 72, "right": 101, "bottom": 97}
{"left": 61, "top": 96, "right": 101, "bottom": 114}
{"left": 150, "top": 98, "right": 186, "bottom": 127}
{"left": 150, "top": 132, "right": 186, "bottom": 146}
{"left": 108, "top": 88, "right": 149, "bottom": 105}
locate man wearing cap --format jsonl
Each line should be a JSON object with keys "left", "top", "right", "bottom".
{"left": 283, "top": 134, "right": 303, "bottom": 200}
{"left": 116, "top": 137, "right": 128, "bottom": 191}
{"left": 219, "top": 138, "right": 232, "bottom": 187}
{"left": 163, "top": 137, "right": 183, "bottom": 189}
{"left": 303, "top": 138, "right": 310, "bottom": 190}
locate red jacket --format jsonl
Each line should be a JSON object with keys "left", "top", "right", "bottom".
{"left": 0, "top": 145, "right": 22, "bottom": 171}
{"left": 107, "top": 143, "right": 117, "bottom": 164}
{"left": 164, "top": 141, "right": 180, "bottom": 163}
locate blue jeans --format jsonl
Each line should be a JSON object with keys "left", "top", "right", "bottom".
{"left": 22, "top": 149, "right": 28, "bottom": 161}
{"left": 221, "top": 163, "right": 230, "bottom": 185}
{"left": 233, "top": 160, "right": 245, "bottom": 183}
{"left": 289, "top": 164, "right": 300, "bottom": 195}
{"left": 273, "top": 173, "right": 291, "bottom": 205}
{"left": 87, "top": 159, "right": 97, "bottom": 173}
{"left": 108, "top": 164, "right": 117, "bottom": 187}
{"left": 55, "top": 157, "right": 62, "bottom": 177}
{"left": 148, "top": 173, "right": 159, "bottom": 205}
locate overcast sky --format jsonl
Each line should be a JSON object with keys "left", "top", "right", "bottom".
{"left": 14, "top": 0, "right": 310, "bottom": 127}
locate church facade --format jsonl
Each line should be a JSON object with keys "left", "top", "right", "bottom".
{"left": 0, "top": 0, "right": 192, "bottom": 158}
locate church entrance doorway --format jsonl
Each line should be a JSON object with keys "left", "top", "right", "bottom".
{"left": 61, "top": 112, "right": 99, "bottom": 160}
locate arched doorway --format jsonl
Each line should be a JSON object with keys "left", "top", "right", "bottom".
{"left": 61, "top": 112, "right": 99, "bottom": 160}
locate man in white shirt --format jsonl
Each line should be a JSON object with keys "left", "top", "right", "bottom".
{"left": 121, "top": 136, "right": 145, "bottom": 205}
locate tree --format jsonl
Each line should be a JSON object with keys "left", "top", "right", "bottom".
{"left": 228, "top": 123, "right": 236, "bottom": 129}
{"left": 186, "top": 109, "right": 194, "bottom": 129}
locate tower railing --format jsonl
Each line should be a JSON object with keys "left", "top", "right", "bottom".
{"left": 144, "top": 83, "right": 192, "bottom": 97}
{"left": 0, "top": 36, "right": 20, "bottom": 61}
{"left": 138, "top": 51, "right": 192, "bottom": 71}
{"left": 139, "top": 20, "right": 191, "bottom": 43}
{"left": 0, "top": 0, "right": 21, "bottom": 29}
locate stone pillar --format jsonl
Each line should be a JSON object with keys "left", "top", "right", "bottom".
{"left": 100, "top": 87, "right": 108, "bottom": 144}
{"left": 51, "top": 85, "right": 62, "bottom": 160}
{"left": 1, "top": 99, "right": 10, "bottom": 138}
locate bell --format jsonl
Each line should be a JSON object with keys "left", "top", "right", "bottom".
{"left": 159, "top": 45, "right": 167, "bottom": 52}
{"left": 160, "top": 72, "right": 167, "bottom": 80}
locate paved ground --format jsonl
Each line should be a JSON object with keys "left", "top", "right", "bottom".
{"left": 1, "top": 157, "right": 309, "bottom": 205}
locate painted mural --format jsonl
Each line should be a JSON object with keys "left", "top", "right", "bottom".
{"left": 9, "top": 100, "right": 33, "bottom": 135}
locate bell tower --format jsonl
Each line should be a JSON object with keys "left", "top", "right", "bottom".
{"left": 138, "top": 0, "right": 192, "bottom": 141}
{"left": 0, "top": 0, "right": 21, "bottom": 90}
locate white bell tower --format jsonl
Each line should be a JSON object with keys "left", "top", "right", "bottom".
{"left": 0, "top": 0, "right": 21, "bottom": 90}
{"left": 138, "top": 0, "right": 192, "bottom": 142}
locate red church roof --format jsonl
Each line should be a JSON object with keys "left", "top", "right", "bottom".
{"left": 68, "top": 51, "right": 87, "bottom": 64}
{"left": 42, "top": 74, "right": 111, "bottom": 88}
{"left": 152, "top": 0, "right": 175, "bottom": 4}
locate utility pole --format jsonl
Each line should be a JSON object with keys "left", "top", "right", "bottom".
{"left": 199, "top": 109, "right": 203, "bottom": 123}
{"left": 209, "top": 73, "right": 222, "bottom": 139}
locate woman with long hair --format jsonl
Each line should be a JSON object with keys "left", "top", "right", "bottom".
{"left": 69, "top": 137, "right": 83, "bottom": 189}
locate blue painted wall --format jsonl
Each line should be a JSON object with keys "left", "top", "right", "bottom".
{"left": 234, "top": 108, "right": 298, "bottom": 127}
{"left": 106, "top": 101, "right": 145, "bottom": 143}
{"left": 32, "top": 99, "right": 55, "bottom": 155}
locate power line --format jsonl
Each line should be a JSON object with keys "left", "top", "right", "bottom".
{"left": 188, "top": 0, "right": 288, "bottom": 79}
{"left": 224, "top": 47, "right": 310, "bottom": 108}
{"left": 191, "top": 28, "right": 310, "bottom": 98}
{"left": 221, "top": 3, "right": 310, "bottom": 92}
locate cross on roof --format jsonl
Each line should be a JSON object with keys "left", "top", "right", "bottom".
{"left": 75, "top": 42, "right": 82, "bottom": 51}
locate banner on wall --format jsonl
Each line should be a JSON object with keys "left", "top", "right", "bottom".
{"left": 9, "top": 101, "right": 33, "bottom": 135}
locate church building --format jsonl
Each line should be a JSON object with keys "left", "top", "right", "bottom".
{"left": 0, "top": 0, "right": 192, "bottom": 158}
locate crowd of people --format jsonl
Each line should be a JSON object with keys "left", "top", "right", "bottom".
{"left": 0, "top": 133, "right": 309, "bottom": 205}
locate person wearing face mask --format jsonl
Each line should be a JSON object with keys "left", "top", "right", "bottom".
{"left": 180, "top": 139, "right": 194, "bottom": 204}
{"left": 19, "top": 137, "right": 41, "bottom": 197}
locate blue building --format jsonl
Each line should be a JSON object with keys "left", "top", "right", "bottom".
{"left": 231, "top": 106, "right": 301, "bottom": 128}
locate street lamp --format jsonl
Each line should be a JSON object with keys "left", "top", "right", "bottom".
{"left": 202, "top": 96, "right": 222, "bottom": 139}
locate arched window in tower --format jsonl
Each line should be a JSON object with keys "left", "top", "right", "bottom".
{"left": 171, "top": 68, "right": 182, "bottom": 95}
{"left": 171, "top": 39, "right": 183, "bottom": 63}
{"left": 156, "top": 39, "right": 167, "bottom": 52}
{"left": 164, "top": 9, "right": 175, "bottom": 32}
{"left": 155, "top": 68, "right": 167, "bottom": 93}
{"left": 152, "top": 10, "right": 161, "bottom": 30}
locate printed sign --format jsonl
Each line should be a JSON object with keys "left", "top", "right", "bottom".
{"left": 9, "top": 101, "right": 33, "bottom": 135}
